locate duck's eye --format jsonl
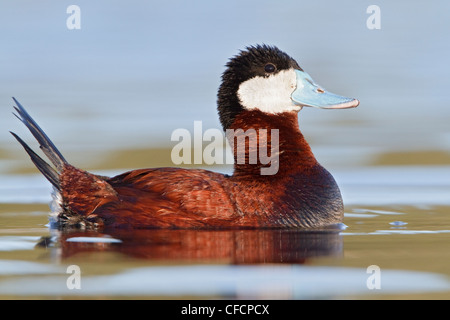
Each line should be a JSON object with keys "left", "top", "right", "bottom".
{"left": 264, "top": 63, "right": 276, "bottom": 73}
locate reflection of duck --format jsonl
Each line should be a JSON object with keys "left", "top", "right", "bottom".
{"left": 11, "top": 45, "right": 358, "bottom": 229}
{"left": 37, "top": 229, "right": 343, "bottom": 263}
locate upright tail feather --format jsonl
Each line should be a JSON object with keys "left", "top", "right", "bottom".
{"left": 10, "top": 97, "right": 68, "bottom": 190}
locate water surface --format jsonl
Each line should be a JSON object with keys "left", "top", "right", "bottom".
{"left": 1, "top": 1, "right": 449, "bottom": 299}
{"left": 0, "top": 166, "right": 449, "bottom": 299}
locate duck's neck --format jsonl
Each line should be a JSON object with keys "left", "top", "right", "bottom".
{"left": 228, "top": 110, "right": 318, "bottom": 177}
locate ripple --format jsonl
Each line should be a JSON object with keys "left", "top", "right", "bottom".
{"left": 0, "top": 260, "right": 61, "bottom": 275}
{"left": 0, "top": 236, "right": 40, "bottom": 251}
{"left": 0, "top": 264, "right": 448, "bottom": 299}
{"left": 372, "top": 229, "right": 450, "bottom": 235}
{"left": 66, "top": 236, "right": 122, "bottom": 243}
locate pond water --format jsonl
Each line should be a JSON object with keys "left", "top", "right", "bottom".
{"left": 1, "top": 1, "right": 449, "bottom": 300}
{"left": 0, "top": 165, "right": 449, "bottom": 299}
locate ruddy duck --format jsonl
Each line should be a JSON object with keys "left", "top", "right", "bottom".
{"left": 11, "top": 45, "right": 358, "bottom": 229}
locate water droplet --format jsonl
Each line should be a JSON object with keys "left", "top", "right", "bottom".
{"left": 389, "top": 221, "right": 408, "bottom": 226}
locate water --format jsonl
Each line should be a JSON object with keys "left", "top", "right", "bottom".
{"left": 0, "top": 1, "right": 449, "bottom": 299}
{"left": 0, "top": 167, "right": 448, "bottom": 299}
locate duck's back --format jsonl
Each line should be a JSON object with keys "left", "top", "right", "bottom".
{"left": 60, "top": 167, "right": 241, "bottom": 229}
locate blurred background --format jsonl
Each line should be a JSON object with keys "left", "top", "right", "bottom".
{"left": 1, "top": 0, "right": 449, "bottom": 175}
{"left": 0, "top": 0, "right": 449, "bottom": 300}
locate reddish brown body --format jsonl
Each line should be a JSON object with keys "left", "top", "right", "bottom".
{"left": 58, "top": 111, "right": 343, "bottom": 229}
{"left": 12, "top": 45, "right": 355, "bottom": 230}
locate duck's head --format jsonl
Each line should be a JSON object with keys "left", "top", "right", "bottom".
{"left": 217, "top": 44, "right": 359, "bottom": 129}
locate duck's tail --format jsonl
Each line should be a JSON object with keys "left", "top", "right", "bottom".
{"left": 10, "top": 97, "right": 68, "bottom": 191}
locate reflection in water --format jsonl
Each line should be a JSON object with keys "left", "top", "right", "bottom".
{"left": 38, "top": 228, "right": 343, "bottom": 264}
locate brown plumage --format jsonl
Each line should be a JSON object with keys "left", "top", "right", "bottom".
{"left": 11, "top": 45, "right": 357, "bottom": 230}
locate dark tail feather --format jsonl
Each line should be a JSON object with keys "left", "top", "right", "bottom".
{"left": 10, "top": 131, "right": 61, "bottom": 190}
{"left": 12, "top": 97, "right": 67, "bottom": 171}
{"left": 11, "top": 97, "right": 68, "bottom": 190}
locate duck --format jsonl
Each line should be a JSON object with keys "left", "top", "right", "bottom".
{"left": 11, "top": 44, "right": 359, "bottom": 230}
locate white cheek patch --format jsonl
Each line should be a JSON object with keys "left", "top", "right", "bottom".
{"left": 237, "top": 68, "right": 301, "bottom": 114}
